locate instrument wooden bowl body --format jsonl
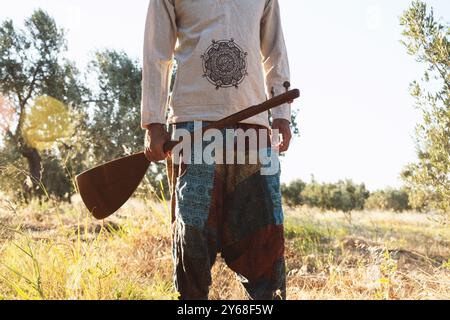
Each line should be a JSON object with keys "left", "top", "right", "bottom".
{"left": 76, "top": 152, "right": 150, "bottom": 219}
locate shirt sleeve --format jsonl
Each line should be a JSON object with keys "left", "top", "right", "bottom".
{"left": 260, "top": 0, "right": 292, "bottom": 122}
{"left": 141, "top": 0, "right": 177, "bottom": 128}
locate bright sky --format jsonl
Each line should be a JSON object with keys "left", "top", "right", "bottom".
{"left": 1, "top": 0, "right": 449, "bottom": 191}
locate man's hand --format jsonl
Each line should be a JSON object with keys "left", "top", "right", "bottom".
{"left": 272, "top": 119, "right": 292, "bottom": 153}
{"left": 144, "top": 123, "right": 171, "bottom": 162}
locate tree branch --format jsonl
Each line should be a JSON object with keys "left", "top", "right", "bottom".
{"left": 14, "top": 62, "right": 44, "bottom": 139}
{"left": 82, "top": 99, "right": 110, "bottom": 104}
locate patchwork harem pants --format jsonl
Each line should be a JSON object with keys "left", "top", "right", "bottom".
{"left": 167, "top": 122, "right": 286, "bottom": 300}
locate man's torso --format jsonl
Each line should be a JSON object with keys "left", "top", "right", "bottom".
{"left": 168, "top": 0, "right": 270, "bottom": 127}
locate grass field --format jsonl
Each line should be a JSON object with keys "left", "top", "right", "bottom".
{"left": 0, "top": 195, "right": 449, "bottom": 300}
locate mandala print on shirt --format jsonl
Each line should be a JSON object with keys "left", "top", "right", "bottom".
{"left": 201, "top": 39, "right": 248, "bottom": 90}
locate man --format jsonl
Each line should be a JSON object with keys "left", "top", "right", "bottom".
{"left": 142, "top": 0, "right": 292, "bottom": 300}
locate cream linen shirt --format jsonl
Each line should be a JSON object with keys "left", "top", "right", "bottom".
{"left": 141, "top": 0, "right": 291, "bottom": 128}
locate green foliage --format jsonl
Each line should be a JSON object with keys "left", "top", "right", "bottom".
{"left": 0, "top": 9, "right": 84, "bottom": 111}
{"left": 302, "top": 179, "right": 369, "bottom": 212}
{"left": 400, "top": 1, "right": 450, "bottom": 213}
{"left": 88, "top": 49, "right": 168, "bottom": 194}
{"left": 40, "top": 153, "right": 73, "bottom": 200}
{"left": 88, "top": 50, "right": 143, "bottom": 160}
{"left": 282, "top": 179, "right": 369, "bottom": 212}
{"left": 290, "top": 108, "right": 301, "bottom": 137}
{"left": 0, "top": 9, "right": 87, "bottom": 198}
{"left": 281, "top": 180, "right": 306, "bottom": 206}
{"left": 364, "top": 189, "right": 411, "bottom": 212}
{"left": 282, "top": 179, "right": 414, "bottom": 213}
{"left": 0, "top": 138, "right": 27, "bottom": 200}
{"left": 0, "top": 142, "right": 76, "bottom": 201}
{"left": 0, "top": 10, "right": 171, "bottom": 201}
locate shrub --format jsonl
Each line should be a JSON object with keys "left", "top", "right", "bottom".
{"left": 282, "top": 179, "right": 369, "bottom": 212}
{"left": 281, "top": 180, "right": 307, "bottom": 206}
{"left": 364, "top": 189, "right": 411, "bottom": 212}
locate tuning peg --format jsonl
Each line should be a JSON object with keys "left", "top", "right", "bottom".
{"left": 284, "top": 81, "right": 293, "bottom": 103}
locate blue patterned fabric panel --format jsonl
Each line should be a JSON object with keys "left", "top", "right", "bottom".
{"left": 261, "top": 147, "right": 283, "bottom": 226}
{"left": 174, "top": 122, "right": 216, "bottom": 229}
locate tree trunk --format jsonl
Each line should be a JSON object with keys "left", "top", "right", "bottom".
{"left": 21, "top": 146, "right": 43, "bottom": 198}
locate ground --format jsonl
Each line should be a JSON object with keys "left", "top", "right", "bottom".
{"left": 0, "top": 196, "right": 448, "bottom": 300}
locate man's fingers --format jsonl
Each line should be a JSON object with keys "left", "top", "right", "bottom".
{"left": 144, "top": 149, "right": 154, "bottom": 162}
{"left": 150, "top": 147, "right": 165, "bottom": 162}
{"left": 155, "top": 142, "right": 171, "bottom": 161}
{"left": 272, "top": 118, "right": 292, "bottom": 153}
{"left": 144, "top": 125, "right": 171, "bottom": 161}
{"left": 279, "top": 132, "right": 292, "bottom": 153}
{"left": 145, "top": 151, "right": 164, "bottom": 162}
{"left": 279, "top": 141, "right": 289, "bottom": 153}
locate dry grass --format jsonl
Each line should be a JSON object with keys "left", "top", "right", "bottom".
{"left": 0, "top": 196, "right": 449, "bottom": 300}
